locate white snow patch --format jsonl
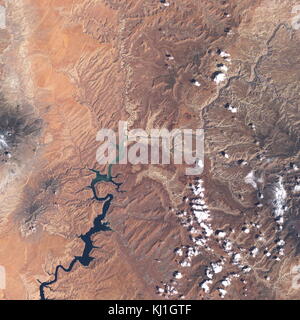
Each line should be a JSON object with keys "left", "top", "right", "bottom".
{"left": 193, "top": 210, "right": 210, "bottom": 223}
{"left": 206, "top": 267, "right": 214, "bottom": 279}
{"left": 201, "top": 222, "right": 214, "bottom": 237}
{"left": 294, "top": 185, "right": 300, "bottom": 193}
{"left": 242, "top": 266, "right": 251, "bottom": 273}
{"left": 223, "top": 240, "right": 233, "bottom": 252}
{"left": 175, "top": 248, "right": 184, "bottom": 256}
{"left": 232, "top": 253, "right": 241, "bottom": 265}
{"left": 218, "top": 288, "right": 227, "bottom": 298}
{"left": 0, "top": 134, "right": 8, "bottom": 149}
{"left": 219, "top": 64, "right": 229, "bottom": 72}
{"left": 214, "top": 72, "right": 226, "bottom": 84}
{"left": 222, "top": 278, "right": 231, "bottom": 287}
{"left": 211, "top": 261, "right": 223, "bottom": 274}
{"left": 249, "top": 247, "right": 259, "bottom": 257}
{"left": 273, "top": 177, "right": 288, "bottom": 230}
{"left": 245, "top": 170, "right": 257, "bottom": 189}
{"left": 201, "top": 280, "right": 212, "bottom": 293}
{"left": 216, "top": 231, "right": 226, "bottom": 238}
{"left": 242, "top": 227, "right": 250, "bottom": 234}
{"left": 180, "top": 259, "right": 191, "bottom": 267}
{"left": 277, "top": 240, "right": 285, "bottom": 246}
{"left": 228, "top": 106, "right": 237, "bottom": 113}
{"left": 174, "top": 271, "right": 183, "bottom": 279}
{"left": 192, "top": 80, "right": 201, "bottom": 87}
{"left": 219, "top": 50, "right": 230, "bottom": 59}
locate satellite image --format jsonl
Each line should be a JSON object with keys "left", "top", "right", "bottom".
{"left": 0, "top": 0, "right": 300, "bottom": 301}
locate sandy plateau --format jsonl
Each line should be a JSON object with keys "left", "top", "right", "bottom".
{"left": 0, "top": 0, "right": 299, "bottom": 300}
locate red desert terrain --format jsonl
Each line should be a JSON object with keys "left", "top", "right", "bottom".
{"left": 0, "top": 0, "right": 299, "bottom": 300}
